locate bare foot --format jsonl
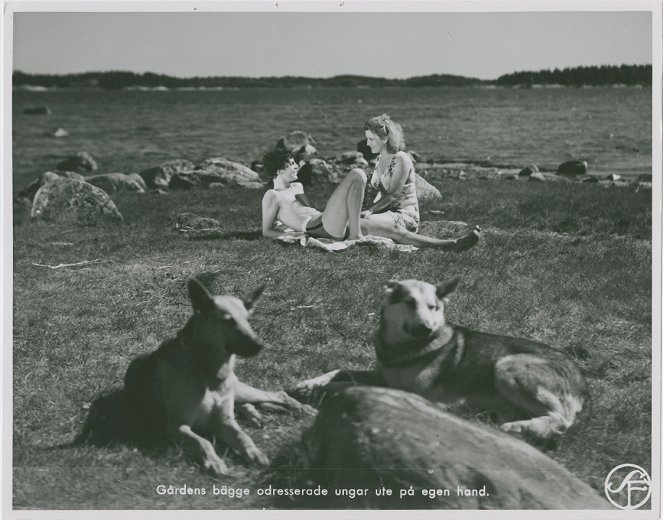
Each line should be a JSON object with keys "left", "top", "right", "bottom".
{"left": 449, "top": 226, "right": 481, "bottom": 252}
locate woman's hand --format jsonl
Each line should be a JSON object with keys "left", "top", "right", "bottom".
{"left": 361, "top": 210, "right": 373, "bottom": 219}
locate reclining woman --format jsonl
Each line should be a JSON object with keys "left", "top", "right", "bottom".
{"left": 261, "top": 147, "right": 479, "bottom": 250}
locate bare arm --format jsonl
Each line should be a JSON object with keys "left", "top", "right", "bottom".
{"left": 364, "top": 153, "right": 411, "bottom": 215}
{"left": 261, "top": 190, "right": 304, "bottom": 239}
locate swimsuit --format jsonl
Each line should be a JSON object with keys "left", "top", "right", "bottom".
{"left": 305, "top": 213, "right": 350, "bottom": 241}
{"left": 370, "top": 152, "right": 420, "bottom": 232}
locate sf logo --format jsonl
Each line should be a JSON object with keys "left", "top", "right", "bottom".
{"left": 604, "top": 464, "right": 652, "bottom": 510}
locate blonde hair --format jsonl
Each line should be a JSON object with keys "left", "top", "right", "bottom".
{"left": 363, "top": 114, "right": 405, "bottom": 153}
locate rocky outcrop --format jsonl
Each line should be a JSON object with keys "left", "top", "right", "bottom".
{"left": 558, "top": 160, "right": 588, "bottom": 176}
{"left": 56, "top": 152, "right": 98, "bottom": 173}
{"left": 415, "top": 174, "right": 442, "bottom": 203}
{"left": 31, "top": 174, "right": 123, "bottom": 225}
{"left": 518, "top": 165, "right": 539, "bottom": 177}
{"left": 16, "top": 171, "right": 85, "bottom": 202}
{"left": 169, "top": 158, "right": 263, "bottom": 190}
{"left": 300, "top": 386, "right": 608, "bottom": 509}
{"left": 139, "top": 159, "right": 194, "bottom": 189}
{"left": 276, "top": 131, "right": 318, "bottom": 162}
{"left": 86, "top": 173, "right": 147, "bottom": 194}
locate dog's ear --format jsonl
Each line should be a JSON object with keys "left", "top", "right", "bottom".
{"left": 436, "top": 276, "right": 461, "bottom": 299}
{"left": 382, "top": 280, "right": 399, "bottom": 297}
{"left": 383, "top": 280, "right": 408, "bottom": 303}
{"left": 188, "top": 278, "right": 215, "bottom": 313}
{"left": 242, "top": 285, "right": 266, "bottom": 311}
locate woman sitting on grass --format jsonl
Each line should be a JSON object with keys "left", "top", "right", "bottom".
{"left": 261, "top": 147, "right": 479, "bottom": 250}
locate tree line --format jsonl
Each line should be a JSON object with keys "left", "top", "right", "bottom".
{"left": 13, "top": 64, "right": 651, "bottom": 90}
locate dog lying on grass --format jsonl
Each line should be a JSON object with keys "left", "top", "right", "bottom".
{"left": 124, "top": 278, "right": 312, "bottom": 475}
{"left": 291, "top": 276, "right": 586, "bottom": 441}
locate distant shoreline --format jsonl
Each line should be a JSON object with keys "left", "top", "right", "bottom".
{"left": 12, "top": 64, "right": 652, "bottom": 90}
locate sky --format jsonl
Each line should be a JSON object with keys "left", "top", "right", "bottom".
{"left": 11, "top": 10, "right": 653, "bottom": 80}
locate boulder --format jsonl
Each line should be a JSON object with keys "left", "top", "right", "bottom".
{"left": 16, "top": 171, "right": 85, "bottom": 202}
{"left": 22, "top": 106, "right": 51, "bottom": 115}
{"left": 31, "top": 175, "right": 123, "bottom": 225}
{"left": 53, "top": 128, "right": 69, "bottom": 138}
{"left": 276, "top": 131, "right": 318, "bottom": 162}
{"left": 558, "top": 160, "right": 588, "bottom": 176}
{"left": 139, "top": 159, "right": 194, "bottom": 189}
{"left": 181, "top": 158, "right": 263, "bottom": 189}
{"left": 300, "top": 386, "right": 608, "bottom": 509}
{"left": 415, "top": 173, "right": 442, "bottom": 203}
{"left": 357, "top": 139, "right": 378, "bottom": 161}
{"left": 518, "top": 165, "right": 539, "bottom": 177}
{"left": 529, "top": 171, "right": 546, "bottom": 182}
{"left": 339, "top": 151, "right": 368, "bottom": 166}
{"left": 174, "top": 212, "right": 221, "bottom": 231}
{"left": 56, "top": 152, "right": 98, "bottom": 173}
{"left": 85, "top": 173, "right": 146, "bottom": 194}
{"left": 300, "top": 158, "right": 340, "bottom": 185}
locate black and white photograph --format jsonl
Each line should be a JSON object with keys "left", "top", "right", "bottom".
{"left": 2, "top": 0, "right": 661, "bottom": 516}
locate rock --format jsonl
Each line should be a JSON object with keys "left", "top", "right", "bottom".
{"left": 53, "top": 128, "right": 69, "bottom": 138}
{"left": 339, "top": 151, "right": 368, "bottom": 165}
{"left": 174, "top": 212, "right": 221, "bottom": 231}
{"left": 300, "top": 386, "right": 608, "bottom": 509}
{"left": 169, "top": 173, "right": 199, "bottom": 190}
{"left": 85, "top": 173, "right": 146, "bottom": 194}
{"left": 31, "top": 176, "right": 123, "bottom": 225}
{"left": 357, "top": 139, "right": 378, "bottom": 161}
{"left": 16, "top": 171, "right": 85, "bottom": 202}
{"left": 22, "top": 106, "right": 52, "bottom": 115}
{"left": 300, "top": 158, "right": 340, "bottom": 185}
{"left": 558, "top": 160, "right": 588, "bottom": 176}
{"left": 504, "top": 174, "right": 519, "bottom": 181}
{"left": 518, "top": 164, "right": 539, "bottom": 177}
{"left": 139, "top": 159, "right": 194, "bottom": 189}
{"left": 276, "top": 131, "right": 318, "bottom": 162}
{"left": 415, "top": 174, "right": 442, "bottom": 203}
{"left": 605, "top": 174, "right": 622, "bottom": 182}
{"left": 169, "top": 158, "right": 263, "bottom": 190}
{"left": 529, "top": 171, "right": 546, "bottom": 182}
{"left": 56, "top": 152, "right": 98, "bottom": 173}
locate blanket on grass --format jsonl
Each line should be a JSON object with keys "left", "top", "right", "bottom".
{"left": 276, "top": 234, "right": 418, "bottom": 252}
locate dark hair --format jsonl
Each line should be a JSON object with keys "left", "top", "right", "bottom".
{"left": 363, "top": 114, "right": 405, "bottom": 153}
{"left": 262, "top": 148, "right": 293, "bottom": 179}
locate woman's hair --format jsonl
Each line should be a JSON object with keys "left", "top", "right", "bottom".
{"left": 262, "top": 148, "right": 293, "bottom": 179}
{"left": 363, "top": 114, "right": 405, "bottom": 153}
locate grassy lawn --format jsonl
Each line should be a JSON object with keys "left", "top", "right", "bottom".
{"left": 12, "top": 176, "right": 652, "bottom": 509}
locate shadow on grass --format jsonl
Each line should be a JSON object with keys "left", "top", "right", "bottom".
{"left": 72, "top": 388, "right": 172, "bottom": 455}
{"left": 182, "top": 229, "right": 263, "bottom": 241}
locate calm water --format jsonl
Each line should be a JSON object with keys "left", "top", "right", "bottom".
{"left": 12, "top": 86, "right": 652, "bottom": 192}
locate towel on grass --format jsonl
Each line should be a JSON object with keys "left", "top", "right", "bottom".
{"left": 276, "top": 234, "right": 418, "bottom": 252}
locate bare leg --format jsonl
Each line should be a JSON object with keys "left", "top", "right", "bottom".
{"left": 361, "top": 216, "right": 480, "bottom": 251}
{"left": 321, "top": 169, "right": 367, "bottom": 239}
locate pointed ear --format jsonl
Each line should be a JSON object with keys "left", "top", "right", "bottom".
{"left": 382, "top": 280, "right": 399, "bottom": 296}
{"left": 436, "top": 276, "right": 461, "bottom": 299}
{"left": 242, "top": 285, "right": 266, "bottom": 311}
{"left": 188, "top": 278, "right": 215, "bottom": 313}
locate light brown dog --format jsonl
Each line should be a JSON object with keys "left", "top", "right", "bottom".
{"left": 124, "top": 278, "right": 312, "bottom": 475}
{"left": 291, "top": 277, "right": 586, "bottom": 441}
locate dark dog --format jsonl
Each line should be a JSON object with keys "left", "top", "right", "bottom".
{"left": 124, "top": 278, "right": 312, "bottom": 475}
{"left": 291, "top": 277, "right": 585, "bottom": 441}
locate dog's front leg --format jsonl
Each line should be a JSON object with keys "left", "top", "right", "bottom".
{"left": 215, "top": 401, "right": 270, "bottom": 467}
{"left": 172, "top": 424, "right": 229, "bottom": 475}
{"left": 235, "top": 380, "right": 316, "bottom": 415}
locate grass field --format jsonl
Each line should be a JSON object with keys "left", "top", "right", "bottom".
{"left": 12, "top": 175, "right": 653, "bottom": 509}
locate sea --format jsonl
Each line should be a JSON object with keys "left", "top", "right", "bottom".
{"left": 11, "top": 86, "right": 653, "bottom": 193}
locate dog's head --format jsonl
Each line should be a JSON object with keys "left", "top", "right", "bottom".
{"left": 188, "top": 278, "right": 266, "bottom": 359}
{"left": 380, "top": 277, "right": 460, "bottom": 343}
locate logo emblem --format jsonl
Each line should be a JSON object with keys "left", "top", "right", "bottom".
{"left": 604, "top": 464, "right": 652, "bottom": 510}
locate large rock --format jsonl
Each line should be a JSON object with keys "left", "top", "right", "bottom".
{"left": 31, "top": 174, "right": 123, "bottom": 225}
{"left": 276, "top": 131, "right": 318, "bottom": 162}
{"left": 558, "top": 160, "right": 588, "bottom": 176}
{"left": 16, "top": 171, "right": 85, "bottom": 202}
{"left": 300, "top": 386, "right": 607, "bottom": 509}
{"left": 518, "top": 164, "right": 539, "bottom": 177}
{"left": 298, "top": 158, "right": 340, "bottom": 185}
{"left": 415, "top": 173, "right": 442, "bottom": 203}
{"left": 56, "top": 152, "right": 98, "bottom": 173}
{"left": 339, "top": 151, "right": 369, "bottom": 166}
{"left": 139, "top": 159, "right": 194, "bottom": 189}
{"left": 169, "top": 158, "right": 262, "bottom": 190}
{"left": 86, "top": 173, "right": 146, "bottom": 194}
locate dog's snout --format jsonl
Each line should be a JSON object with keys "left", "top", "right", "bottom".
{"left": 406, "top": 321, "right": 434, "bottom": 338}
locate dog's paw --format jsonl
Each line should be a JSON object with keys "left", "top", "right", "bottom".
{"left": 203, "top": 454, "right": 230, "bottom": 476}
{"left": 244, "top": 445, "right": 270, "bottom": 467}
{"left": 500, "top": 421, "right": 523, "bottom": 434}
{"left": 237, "top": 403, "right": 262, "bottom": 427}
